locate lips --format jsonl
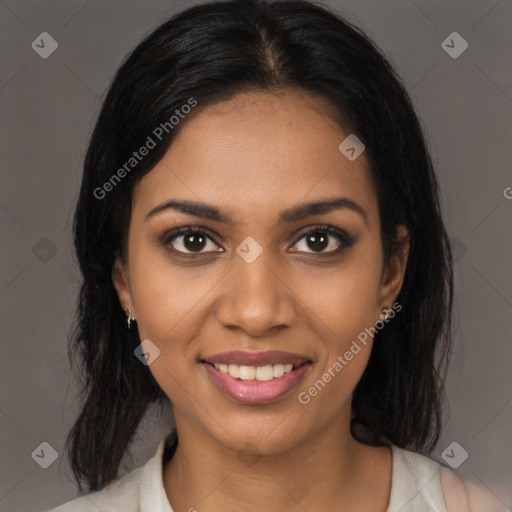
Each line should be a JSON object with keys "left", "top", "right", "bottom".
{"left": 202, "top": 358, "right": 311, "bottom": 404}
{"left": 201, "top": 350, "right": 311, "bottom": 368}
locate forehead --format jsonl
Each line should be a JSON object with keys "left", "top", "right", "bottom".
{"left": 132, "top": 90, "right": 378, "bottom": 226}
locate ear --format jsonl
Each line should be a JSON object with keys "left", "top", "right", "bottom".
{"left": 378, "top": 225, "right": 409, "bottom": 312}
{"left": 112, "top": 254, "right": 134, "bottom": 315}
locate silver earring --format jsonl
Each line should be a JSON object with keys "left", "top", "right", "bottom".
{"left": 124, "top": 308, "right": 136, "bottom": 329}
{"left": 381, "top": 307, "right": 392, "bottom": 320}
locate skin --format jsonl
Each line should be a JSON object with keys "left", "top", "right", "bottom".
{"left": 112, "top": 89, "right": 410, "bottom": 512}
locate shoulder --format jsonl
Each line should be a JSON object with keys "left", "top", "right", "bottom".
{"left": 389, "top": 445, "right": 507, "bottom": 512}
{"left": 388, "top": 445, "right": 448, "bottom": 511}
{"left": 439, "top": 465, "right": 508, "bottom": 512}
{"left": 46, "top": 466, "right": 143, "bottom": 512}
{"left": 46, "top": 429, "right": 177, "bottom": 512}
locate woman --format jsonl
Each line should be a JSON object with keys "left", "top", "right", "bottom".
{"left": 48, "top": 0, "right": 504, "bottom": 510}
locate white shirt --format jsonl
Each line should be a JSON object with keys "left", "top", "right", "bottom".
{"left": 47, "top": 430, "right": 506, "bottom": 512}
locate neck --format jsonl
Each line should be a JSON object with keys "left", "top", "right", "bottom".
{"left": 163, "top": 410, "right": 392, "bottom": 512}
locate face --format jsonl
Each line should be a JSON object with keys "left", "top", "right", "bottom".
{"left": 113, "top": 90, "right": 408, "bottom": 455}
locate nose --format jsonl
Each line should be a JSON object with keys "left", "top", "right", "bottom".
{"left": 214, "top": 249, "right": 297, "bottom": 337}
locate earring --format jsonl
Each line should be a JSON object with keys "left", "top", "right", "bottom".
{"left": 381, "top": 306, "right": 392, "bottom": 320}
{"left": 124, "top": 308, "right": 136, "bottom": 329}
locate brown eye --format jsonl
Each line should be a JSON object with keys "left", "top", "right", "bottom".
{"left": 304, "top": 231, "right": 330, "bottom": 252}
{"left": 290, "top": 225, "right": 354, "bottom": 255}
{"left": 161, "top": 227, "right": 222, "bottom": 254}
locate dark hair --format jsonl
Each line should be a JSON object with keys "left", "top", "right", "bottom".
{"left": 67, "top": 0, "right": 454, "bottom": 493}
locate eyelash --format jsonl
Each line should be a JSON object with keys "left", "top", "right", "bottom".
{"left": 160, "top": 224, "right": 355, "bottom": 258}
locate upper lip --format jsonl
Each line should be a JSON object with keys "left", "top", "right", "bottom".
{"left": 202, "top": 350, "right": 311, "bottom": 368}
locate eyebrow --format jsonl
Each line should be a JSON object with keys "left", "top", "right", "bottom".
{"left": 145, "top": 197, "right": 367, "bottom": 225}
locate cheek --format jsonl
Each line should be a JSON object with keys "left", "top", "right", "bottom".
{"left": 128, "top": 239, "right": 219, "bottom": 338}
{"left": 297, "top": 243, "right": 383, "bottom": 398}
{"left": 299, "top": 248, "right": 383, "bottom": 340}
{"left": 128, "top": 258, "right": 205, "bottom": 408}
{"left": 298, "top": 289, "right": 378, "bottom": 419}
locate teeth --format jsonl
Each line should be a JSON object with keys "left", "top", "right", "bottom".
{"left": 228, "top": 364, "right": 239, "bottom": 378}
{"left": 212, "top": 362, "right": 295, "bottom": 381}
{"left": 239, "top": 365, "right": 255, "bottom": 380}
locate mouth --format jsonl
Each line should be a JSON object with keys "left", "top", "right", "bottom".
{"left": 200, "top": 350, "right": 312, "bottom": 405}
{"left": 201, "top": 360, "right": 310, "bottom": 381}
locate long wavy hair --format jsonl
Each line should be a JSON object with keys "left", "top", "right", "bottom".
{"left": 66, "top": 0, "right": 454, "bottom": 493}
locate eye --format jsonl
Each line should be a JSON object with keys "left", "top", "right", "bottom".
{"left": 161, "top": 226, "right": 222, "bottom": 254}
{"left": 160, "top": 224, "right": 354, "bottom": 257}
{"left": 290, "top": 225, "right": 354, "bottom": 255}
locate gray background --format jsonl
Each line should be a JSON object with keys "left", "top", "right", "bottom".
{"left": 1, "top": 0, "right": 511, "bottom": 511}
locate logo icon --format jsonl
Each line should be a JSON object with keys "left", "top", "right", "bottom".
{"left": 338, "top": 134, "right": 365, "bottom": 161}
{"left": 134, "top": 339, "right": 161, "bottom": 366}
{"left": 236, "top": 442, "right": 263, "bottom": 467}
{"left": 441, "top": 32, "right": 468, "bottom": 59}
{"left": 31, "top": 32, "right": 59, "bottom": 59}
{"left": 449, "top": 237, "right": 468, "bottom": 263}
{"left": 441, "top": 441, "right": 468, "bottom": 469}
{"left": 32, "top": 237, "right": 58, "bottom": 263}
{"left": 31, "top": 442, "right": 58, "bottom": 469}
{"left": 236, "top": 237, "right": 263, "bottom": 263}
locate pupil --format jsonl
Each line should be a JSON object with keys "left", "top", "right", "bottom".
{"left": 184, "top": 233, "right": 206, "bottom": 251}
{"left": 181, "top": 232, "right": 330, "bottom": 253}
{"left": 308, "top": 232, "right": 328, "bottom": 252}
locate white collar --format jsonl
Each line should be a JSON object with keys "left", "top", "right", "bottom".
{"left": 139, "top": 430, "right": 176, "bottom": 512}
{"left": 137, "top": 431, "right": 446, "bottom": 512}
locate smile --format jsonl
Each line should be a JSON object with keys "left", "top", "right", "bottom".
{"left": 209, "top": 362, "right": 295, "bottom": 381}
{"left": 201, "top": 358, "right": 312, "bottom": 405}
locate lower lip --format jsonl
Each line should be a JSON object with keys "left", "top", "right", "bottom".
{"left": 203, "top": 362, "right": 311, "bottom": 405}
